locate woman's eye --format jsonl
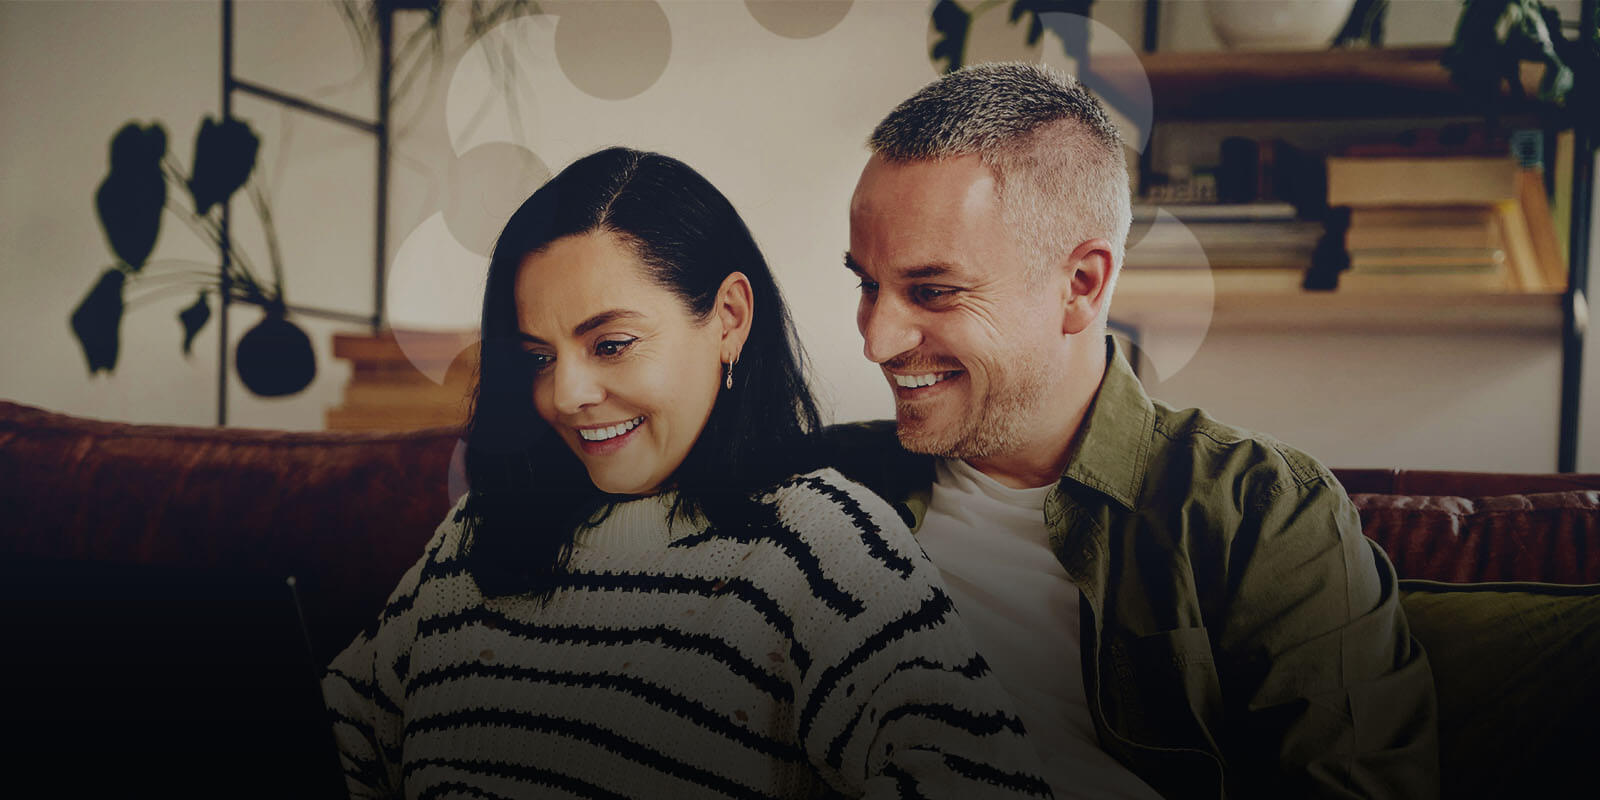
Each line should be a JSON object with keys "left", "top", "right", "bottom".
{"left": 522, "top": 352, "right": 553, "bottom": 372}
{"left": 595, "top": 337, "right": 636, "bottom": 357}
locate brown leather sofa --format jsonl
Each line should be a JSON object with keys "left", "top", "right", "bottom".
{"left": 2, "top": 399, "right": 1596, "bottom": 797}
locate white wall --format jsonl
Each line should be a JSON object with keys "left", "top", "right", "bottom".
{"left": 3, "top": 0, "right": 226, "bottom": 428}
{"left": 1577, "top": 147, "right": 1600, "bottom": 472}
{"left": 1138, "top": 328, "right": 1566, "bottom": 472}
{"left": 0, "top": 0, "right": 369, "bottom": 430}
{"left": 2, "top": 0, "right": 1594, "bottom": 471}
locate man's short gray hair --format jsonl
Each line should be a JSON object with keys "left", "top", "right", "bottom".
{"left": 869, "top": 63, "right": 1131, "bottom": 293}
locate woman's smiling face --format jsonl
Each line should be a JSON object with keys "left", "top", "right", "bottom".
{"left": 515, "top": 230, "right": 726, "bottom": 496}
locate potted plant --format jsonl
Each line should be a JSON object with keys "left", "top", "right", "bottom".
{"left": 70, "top": 1, "right": 545, "bottom": 401}
{"left": 71, "top": 115, "right": 318, "bottom": 397}
{"left": 1443, "top": 0, "right": 1598, "bottom": 138}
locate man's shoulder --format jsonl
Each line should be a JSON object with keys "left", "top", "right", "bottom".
{"left": 817, "top": 421, "right": 935, "bottom": 514}
{"left": 818, "top": 420, "right": 928, "bottom": 471}
{"left": 819, "top": 419, "right": 901, "bottom": 450}
{"left": 1145, "top": 400, "right": 1339, "bottom": 509}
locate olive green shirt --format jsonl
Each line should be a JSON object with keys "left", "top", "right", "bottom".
{"left": 823, "top": 336, "right": 1439, "bottom": 799}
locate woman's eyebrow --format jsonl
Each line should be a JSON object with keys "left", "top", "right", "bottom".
{"left": 515, "top": 310, "right": 642, "bottom": 345}
{"left": 512, "top": 310, "right": 636, "bottom": 345}
{"left": 573, "top": 309, "right": 643, "bottom": 336}
{"left": 843, "top": 252, "right": 865, "bottom": 275}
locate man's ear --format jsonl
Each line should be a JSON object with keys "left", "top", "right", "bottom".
{"left": 714, "top": 272, "right": 755, "bottom": 361}
{"left": 1059, "top": 239, "right": 1114, "bottom": 335}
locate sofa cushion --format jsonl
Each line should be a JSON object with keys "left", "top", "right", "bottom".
{"left": 0, "top": 400, "right": 462, "bottom": 661}
{"left": 1355, "top": 491, "right": 1600, "bottom": 583}
{"left": 1399, "top": 580, "right": 1600, "bottom": 799}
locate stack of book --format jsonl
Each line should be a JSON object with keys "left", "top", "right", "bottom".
{"left": 1326, "top": 155, "right": 1565, "bottom": 294}
{"left": 1120, "top": 203, "right": 1323, "bottom": 294}
{"left": 325, "top": 329, "right": 477, "bottom": 431}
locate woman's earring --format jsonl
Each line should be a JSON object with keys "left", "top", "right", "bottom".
{"left": 724, "top": 358, "right": 735, "bottom": 390}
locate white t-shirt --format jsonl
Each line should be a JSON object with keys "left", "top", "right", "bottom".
{"left": 916, "top": 458, "right": 1162, "bottom": 800}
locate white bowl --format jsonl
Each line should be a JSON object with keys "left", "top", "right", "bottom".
{"left": 1206, "top": 0, "right": 1358, "bottom": 50}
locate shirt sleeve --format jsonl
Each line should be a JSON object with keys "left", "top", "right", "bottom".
{"left": 772, "top": 470, "right": 1054, "bottom": 799}
{"left": 321, "top": 502, "right": 466, "bottom": 799}
{"left": 1219, "top": 474, "right": 1440, "bottom": 800}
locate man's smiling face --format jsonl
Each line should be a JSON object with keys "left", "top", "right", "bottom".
{"left": 847, "top": 153, "right": 1066, "bottom": 459}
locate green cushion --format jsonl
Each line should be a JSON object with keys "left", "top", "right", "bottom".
{"left": 1399, "top": 580, "right": 1600, "bottom": 798}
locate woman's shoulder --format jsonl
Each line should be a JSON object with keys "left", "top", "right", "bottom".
{"left": 757, "top": 468, "right": 917, "bottom": 548}
{"left": 747, "top": 471, "right": 936, "bottom": 631}
{"left": 342, "top": 493, "right": 479, "bottom": 648}
{"left": 424, "top": 491, "right": 476, "bottom": 560}
{"left": 386, "top": 492, "right": 477, "bottom": 595}
{"left": 760, "top": 466, "right": 891, "bottom": 514}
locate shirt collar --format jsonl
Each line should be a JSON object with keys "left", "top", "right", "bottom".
{"left": 1057, "top": 335, "right": 1155, "bottom": 512}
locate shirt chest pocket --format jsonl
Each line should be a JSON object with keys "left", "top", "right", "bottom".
{"left": 1103, "top": 626, "right": 1225, "bottom": 752}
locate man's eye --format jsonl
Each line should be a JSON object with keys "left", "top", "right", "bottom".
{"left": 595, "top": 337, "right": 636, "bottom": 357}
{"left": 857, "top": 279, "right": 879, "bottom": 294}
{"left": 913, "top": 286, "right": 957, "bottom": 305}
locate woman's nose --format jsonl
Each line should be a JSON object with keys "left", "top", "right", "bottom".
{"left": 551, "top": 359, "right": 605, "bottom": 415}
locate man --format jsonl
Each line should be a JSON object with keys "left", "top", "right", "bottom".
{"left": 827, "top": 62, "right": 1438, "bottom": 799}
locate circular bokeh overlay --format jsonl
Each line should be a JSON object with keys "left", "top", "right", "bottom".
{"left": 744, "top": 1, "right": 854, "bottom": 39}
{"left": 554, "top": 1, "right": 672, "bottom": 100}
{"left": 443, "top": 142, "right": 552, "bottom": 257}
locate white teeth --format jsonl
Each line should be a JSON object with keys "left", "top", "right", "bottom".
{"left": 578, "top": 417, "right": 644, "bottom": 442}
{"left": 892, "top": 372, "right": 954, "bottom": 389}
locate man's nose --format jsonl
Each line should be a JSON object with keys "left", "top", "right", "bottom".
{"left": 551, "top": 358, "right": 605, "bottom": 416}
{"left": 859, "top": 296, "right": 921, "bottom": 364}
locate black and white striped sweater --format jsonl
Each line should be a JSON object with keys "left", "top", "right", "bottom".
{"left": 323, "top": 468, "right": 1052, "bottom": 799}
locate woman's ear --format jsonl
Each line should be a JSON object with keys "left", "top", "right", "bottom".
{"left": 1059, "top": 238, "right": 1114, "bottom": 335}
{"left": 714, "top": 272, "right": 755, "bottom": 361}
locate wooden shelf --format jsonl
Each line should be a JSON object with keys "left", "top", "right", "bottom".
{"left": 1110, "top": 289, "right": 1564, "bottom": 334}
{"left": 1093, "top": 47, "right": 1546, "bottom": 122}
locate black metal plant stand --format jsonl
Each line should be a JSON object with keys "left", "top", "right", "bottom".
{"left": 1557, "top": 0, "right": 1597, "bottom": 472}
{"left": 215, "top": 0, "right": 392, "bottom": 425}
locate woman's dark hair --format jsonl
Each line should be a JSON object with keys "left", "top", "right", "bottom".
{"left": 461, "top": 147, "right": 822, "bottom": 598}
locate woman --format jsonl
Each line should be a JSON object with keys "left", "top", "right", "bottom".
{"left": 323, "top": 148, "right": 1050, "bottom": 799}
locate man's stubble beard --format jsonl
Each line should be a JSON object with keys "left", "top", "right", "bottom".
{"left": 894, "top": 346, "right": 1052, "bottom": 461}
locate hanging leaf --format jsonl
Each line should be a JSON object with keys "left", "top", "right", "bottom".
{"left": 188, "top": 116, "right": 260, "bottom": 216}
{"left": 380, "top": 0, "right": 443, "bottom": 16}
{"left": 1332, "top": 0, "right": 1389, "bottom": 48}
{"left": 1013, "top": 0, "right": 1094, "bottom": 64}
{"left": 1447, "top": 0, "right": 1559, "bottom": 103}
{"left": 931, "top": 0, "right": 971, "bottom": 74}
{"left": 95, "top": 123, "right": 167, "bottom": 271}
{"left": 1444, "top": 0, "right": 1597, "bottom": 135}
{"left": 178, "top": 291, "right": 211, "bottom": 356}
{"left": 1507, "top": 1, "right": 1575, "bottom": 104}
{"left": 69, "top": 268, "right": 127, "bottom": 373}
{"left": 1545, "top": 2, "right": 1598, "bottom": 134}
{"left": 235, "top": 312, "right": 316, "bottom": 397}
{"left": 1009, "top": 0, "right": 1054, "bottom": 47}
